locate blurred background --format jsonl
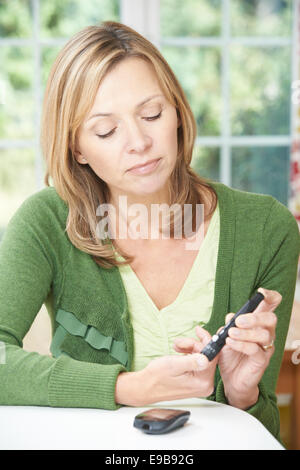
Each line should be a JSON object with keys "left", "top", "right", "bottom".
{"left": 0, "top": 0, "right": 299, "bottom": 449}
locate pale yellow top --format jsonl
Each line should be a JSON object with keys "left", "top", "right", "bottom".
{"left": 114, "top": 203, "right": 220, "bottom": 371}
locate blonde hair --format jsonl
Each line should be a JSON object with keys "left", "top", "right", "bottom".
{"left": 41, "top": 21, "right": 217, "bottom": 269}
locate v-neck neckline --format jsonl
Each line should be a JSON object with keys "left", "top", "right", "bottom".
{"left": 111, "top": 181, "right": 236, "bottom": 340}
{"left": 118, "top": 201, "right": 219, "bottom": 313}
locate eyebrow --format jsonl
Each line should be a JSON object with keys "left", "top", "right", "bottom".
{"left": 87, "top": 94, "right": 164, "bottom": 121}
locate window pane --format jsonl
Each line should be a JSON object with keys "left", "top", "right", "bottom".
{"left": 0, "top": 46, "right": 34, "bottom": 139}
{"left": 160, "top": 0, "right": 221, "bottom": 37}
{"left": 232, "top": 146, "right": 290, "bottom": 206}
{"left": 231, "top": 0, "right": 292, "bottom": 37}
{"left": 191, "top": 146, "right": 220, "bottom": 181}
{"left": 230, "top": 46, "right": 291, "bottom": 136}
{"left": 42, "top": 45, "right": 63, "bottom": 88}
{"left": 0, "top": 148, "right": 36, "bottom": 239}
{"left": 161, "top": 46, "right": 221, "bottom": 136}
{"left": 0, "top": 0, "right": 33, "bottom": 38}
{"left": 41, "top": 0, "right": 120, "bottom": 38}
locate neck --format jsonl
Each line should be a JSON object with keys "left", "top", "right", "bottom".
{"left": 107, "top": 186, "right": 173, "bottom": 242}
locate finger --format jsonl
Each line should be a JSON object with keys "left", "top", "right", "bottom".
{"left": 172, "top": 353, "right": 210, "bottom": 375}
{"left": 195, "top": 325, "right": 211, "bottom": 346}
{"left": 173, "top": 337, "right": 196, "bottom": 349}
{"left": 225, "top": 337, "right": 271, "bottom": 359}
{"left": 256, "top": 287, "right": 282, "bottom": 313}
{"left": 173, "top": 337, "right": 200, "bottom": 353}
{"left": 228, "top": 326, "right": 274, "bottom": 347}
{"left": 235, "top": 311, "right": 277, "bottom": 332}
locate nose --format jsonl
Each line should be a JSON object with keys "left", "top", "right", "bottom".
{"left": 124, "top": 119, "right": 152, "bottom": 154}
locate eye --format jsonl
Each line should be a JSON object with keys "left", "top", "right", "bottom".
{"left": 144, "top": 111, "right": 162, "bottom": 121}
{"left": 96, "top": 129, "right": 116, "bottom": 139}
{"left": 96, "top": 111, "right": 162, "bottom": 139}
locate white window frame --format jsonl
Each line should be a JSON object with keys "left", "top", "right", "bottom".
{"left": 0, "top": 0, "right": 294, "bottom": 191}
{"left": 123, "top": 0, "right": 293, "bottom": 189}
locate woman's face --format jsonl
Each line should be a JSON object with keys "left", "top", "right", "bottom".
{"left": 75, "top": 57, "right": 180, "bottom": 203}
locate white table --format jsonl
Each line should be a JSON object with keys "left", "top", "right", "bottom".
{"left": 0, "top": 398, "right": 284, "bottom": 450}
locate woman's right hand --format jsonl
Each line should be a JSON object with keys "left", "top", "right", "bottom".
{"left": 115, "top": 330, "right": 217, "bottom": 406}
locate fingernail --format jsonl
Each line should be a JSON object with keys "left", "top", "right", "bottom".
{"left": 231, "top": 328, "right": 241, "bottom": 336}
{"left": 237, "top": 317, "right": 248, "bottom": 326}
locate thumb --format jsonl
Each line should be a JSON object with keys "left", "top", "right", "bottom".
{"left": 256, "top": 287, "right": 282, "bottom": 313}
{"left": 224, "top": 313, "right": 235, "bottom": 325}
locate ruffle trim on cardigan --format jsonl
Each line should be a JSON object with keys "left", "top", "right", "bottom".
{"left": 50, "top": 308, "right": 128, "bottom": 367}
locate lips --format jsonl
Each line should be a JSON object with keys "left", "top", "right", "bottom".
{"left": 128, "top": 158, "right": 161, "bottom": 171}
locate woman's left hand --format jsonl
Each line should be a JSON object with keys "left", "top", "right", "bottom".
{"left": 173, "top": 287, "right": 282, "bottom": 410}
{"left": 218, "top": 287, "right": 281, "bottom": 409}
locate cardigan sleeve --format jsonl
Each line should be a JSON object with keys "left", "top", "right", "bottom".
{"left": 0, "top": 195, "right": 125, "bottom": 409}
{"left": 210, "top": 198, "right": 300, "bottom": 443}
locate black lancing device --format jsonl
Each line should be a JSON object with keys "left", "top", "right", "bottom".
{"left": 200, "top": 291, "right": 265, "bottom": 361}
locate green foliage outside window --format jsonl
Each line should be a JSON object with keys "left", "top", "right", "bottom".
{"left": 0, "top": 0, "right": 293, "bottom": 237}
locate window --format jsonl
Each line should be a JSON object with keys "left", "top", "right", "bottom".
{"left": 0, "top": 0, "right": 294, "bottom": 239}
{"left": 0, "top": 0, "right": 120, "bottom": 238}
{"left": 160, "top": 0, "right": 293, "bottom": 205}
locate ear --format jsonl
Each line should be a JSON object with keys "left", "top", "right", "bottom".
{"left": 74, "top": 150, "right": 88, "bottom": 165}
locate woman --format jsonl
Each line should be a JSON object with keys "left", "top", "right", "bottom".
{"left": 0, "top": 21, "right": 299, "bottom": 443}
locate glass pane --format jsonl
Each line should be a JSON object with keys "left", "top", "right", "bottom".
{"left": 41, "top": 0, "right": 120, "bottom": 38}
{"left": 42, "top": 46, "right": 62, "bottom": 88}
{"left": 0, "top": 0, "right": 33, "bottom": 38}
{"left": 0, "top": 148, "right": 36, "bottom": 239}
{"left": 161, "top": 46, "right": 221, "bottom": 136}
{"left": 230, "top": 46, "right": 291, "bottom": 136}
{"left": 191, "top": 146, "right": 220, "bottom": 181}
{"left": 231, "top": 0, "right": 292, "bottom": 37}
{"left": 0, "top": 46, "right": 34, "bottom": 139}
{"left": 232, "top": 146, "right": 290, "bottom": 206}
{"left": 161, "top": 0, "right": 221, "bottom": 37}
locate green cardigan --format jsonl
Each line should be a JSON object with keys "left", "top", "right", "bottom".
{"left": 0, "top": 181, "right": 299, "bottom": 444}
